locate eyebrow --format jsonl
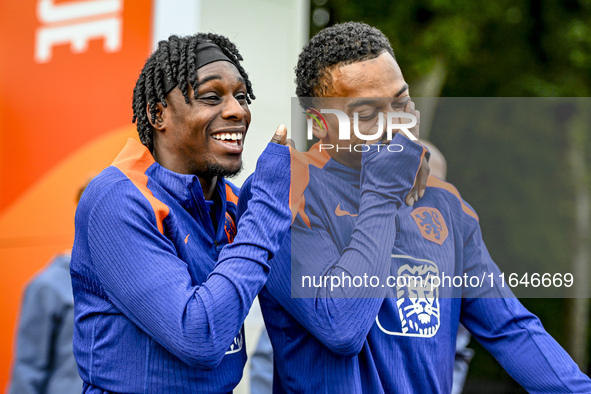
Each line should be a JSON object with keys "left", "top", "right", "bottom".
{"left": 195, "top": 74, "right": 222, "bottom": 88}
{"left": 195, "top": 74, "right": 246, "bottom": 89}
{"left": 347, "top": 84, "right": 410, "bottom": 109}
{"left": 395, "top": 84, "right": 409, "bottom": 97}
{"left": 347, "top": 99, "right": 382, "bottom": 109}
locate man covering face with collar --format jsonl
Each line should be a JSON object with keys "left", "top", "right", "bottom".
{"left": 70, "top": 33, "right": 292, "bottom": 393}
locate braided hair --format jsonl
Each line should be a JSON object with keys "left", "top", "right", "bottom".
{"left": 132, "top": 33, "right": 255, "bottom": 150}
{"left": 295, "top": 22, "right": 395, "bottom": 106}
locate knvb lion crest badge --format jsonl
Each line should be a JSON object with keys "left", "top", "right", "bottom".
{"left": 225, "top": 327, "right": 244, "bottom": 355}
{"left": 411, "top": 207, "right": 448, "bottom": 245}
{"left": 376, "top": 255, "right": 441, "bottom": 338}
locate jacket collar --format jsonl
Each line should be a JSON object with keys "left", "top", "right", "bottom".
{"left": 303, "top": 142, "right": 361, "bottom": 189}
{"left": 322, "top": 157, "right": 361, "bottom": 189}
{"left": 113, "top": 139, "right": 228, "bottom": 220}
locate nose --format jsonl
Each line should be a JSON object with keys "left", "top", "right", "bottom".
{"left": 221, "top": 95, "right": 248, "bottom": 121}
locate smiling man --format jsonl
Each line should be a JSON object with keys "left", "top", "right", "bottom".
{"left": 240, "top": 22, "right": 591, "bottom": 393}
{"left": 70, "top": 34, "right": 292, "bottom": 393}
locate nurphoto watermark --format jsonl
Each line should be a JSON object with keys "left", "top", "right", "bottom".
{"left": 293, "top": 97, "right": 418, "bottom": 153}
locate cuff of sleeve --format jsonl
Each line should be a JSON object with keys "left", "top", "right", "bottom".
{"left": 362, "top": 133, "right": 426, "bottom": 165}
{"left": 262, "top": 142, "right": 290, "bottom": 157}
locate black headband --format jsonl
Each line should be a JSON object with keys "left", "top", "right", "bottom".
{"left": 162, "top": 41, "right": 234, "bottom": 96}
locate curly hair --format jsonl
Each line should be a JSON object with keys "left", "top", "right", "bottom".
{"left": 132, "top": 33, "right": 255, "bottom": 150}
{"left": 295, "top": 22, "right": 395, "bottom": 104}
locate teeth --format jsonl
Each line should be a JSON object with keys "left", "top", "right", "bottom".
{"left": 213, "top": 133, "right": 243, "bottom": 141}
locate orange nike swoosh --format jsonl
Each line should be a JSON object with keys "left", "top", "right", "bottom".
{"left": 184, "top": 234, "right": 190, "bottom": 244}
{"left": 335, "top": 203, "right": 358, "bottom": 217}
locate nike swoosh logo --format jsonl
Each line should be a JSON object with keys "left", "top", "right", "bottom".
{"left": 184, "top": 234, "right": 190, "bottom": 244}
{"left": 335, "top": 203, "right": 358, "bottom": 217}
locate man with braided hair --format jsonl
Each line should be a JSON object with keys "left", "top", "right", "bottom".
{"left": 238, "top": 22, "right": 591, "bottom": 393}
{"left": 132, "top": 34, "right": 256, "bottom": 152}
{"left": 71, "top": 33, "right": 292, "bottom": 393}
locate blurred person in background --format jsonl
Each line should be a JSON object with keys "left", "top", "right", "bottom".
{"left": 70, "top": 33, "right": 292, "bottom": 393}
{"left": 420, "top": 140, "right": 445, "bottom": 180}
{"left": 9, "top": 182, "right": 89, "bottom": 394}
{"left": 250, "top": 328, "right": 274, "bottom": 394}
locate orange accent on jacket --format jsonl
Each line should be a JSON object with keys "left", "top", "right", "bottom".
{"left": 111, "top": 139, "right": 170, "bottom": 234}
{"left": 427, "top": 176, "right": 479, "bottom": 222}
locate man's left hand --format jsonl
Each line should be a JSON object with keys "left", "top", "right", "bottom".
{"left": 401, "top": 100, "right": 429, "bottom": 207}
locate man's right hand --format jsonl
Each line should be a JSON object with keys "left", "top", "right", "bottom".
{"left": 270, "top": 124, "right": 296, "bottom": 148}
{"left": 270, "top": 124, "right": 291, "bottom": 146}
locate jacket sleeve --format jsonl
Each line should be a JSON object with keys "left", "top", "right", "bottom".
{"left": 86, "top": 142, "right": 291, "bottom": 370}
{"left": 9, "top": 278, "right": 58, "bottom": 394}
{"left": 240, "top": 135, "right": 427, "bottom": 357}
{"left": 460, "top": 216, "right": 591, "bottom": 393}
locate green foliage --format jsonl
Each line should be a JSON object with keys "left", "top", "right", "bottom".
{"left": 321, "top": 0, "right": 591, "bottom": 96}
{"left": 429, "top": 98, "right": 574, "bottom": 282}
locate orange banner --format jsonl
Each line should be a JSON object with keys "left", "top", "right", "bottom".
{"left": 0, "top": 0, "right": 152, "bottom": 388}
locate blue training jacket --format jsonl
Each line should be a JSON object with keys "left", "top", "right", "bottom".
{"left": 239, "top": 134, "right": 591, "bottom": 393}
{"left": 71, "top": 138, "right": 291, "bottom": 393}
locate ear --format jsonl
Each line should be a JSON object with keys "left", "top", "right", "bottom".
{"left": 306, "top": 108, "right": 328, "bottom": 140}
{"left": 146, "top": 102, "right": 166, "bottom": 131}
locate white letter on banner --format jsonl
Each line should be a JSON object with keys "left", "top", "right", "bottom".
{"left": 35, "top": 18, "right": 121, "bottom": 63}
{"left": 37, "top": 0, "right": 121, "bottom": 23}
